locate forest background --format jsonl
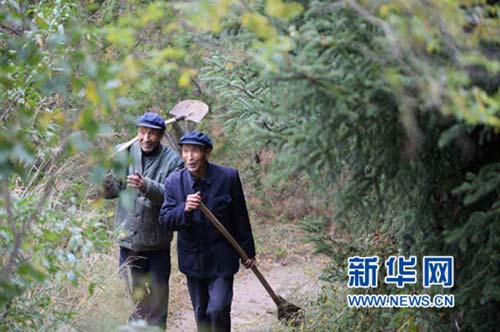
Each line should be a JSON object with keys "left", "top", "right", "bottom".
{"left": 0, "top": 0, "right": 499, "bottom": 331}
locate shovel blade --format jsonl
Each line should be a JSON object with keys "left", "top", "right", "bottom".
{"left": 277, "top": 296, "right": 304, "bottom": 327}
{"left": 169, "top": 99, "right": 209, "bottom": 123}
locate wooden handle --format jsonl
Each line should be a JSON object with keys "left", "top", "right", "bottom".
{"left": 164, "top": 114, "right": 185, "bottom": 125}
{"left": 117, "top": 136, "right": 139, "bottom": 152}
{"left": 199, "top": 202, "right": 281, "bottom": 305}
{"left": 250, "top": 265, "right": 281, "bottom": 306}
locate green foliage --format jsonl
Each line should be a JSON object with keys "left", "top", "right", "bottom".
{"left": 0, "top": 192, "right": 113, "bottom": 331}
{"left": 371, "top": 0, "right": 500, "bottom": 127}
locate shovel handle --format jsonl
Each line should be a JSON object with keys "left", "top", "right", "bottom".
{"left": 117, "top": 136, "right": 139, "bottom": 152}
{"left": 165, "top": 114, "right": 186, "bottom": 125}
{"left": 199, "top": 202, "right": 282, "bottom": 306}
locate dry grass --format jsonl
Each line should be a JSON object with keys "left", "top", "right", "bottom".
{"left": 67, "top": 251, "right": 131, "bottom": 332}
{"left": 68, "top": 236, "right": 193, "bottom": 332}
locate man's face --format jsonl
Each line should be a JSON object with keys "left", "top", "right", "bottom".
{"left": 181, "top": 144, "right": 211, "bottom": 177}
{"left": 138, "top": 126, "right": 163, "bottom": 153}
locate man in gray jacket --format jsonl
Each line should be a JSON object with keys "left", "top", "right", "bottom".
{"left": 102, "top": 112, "right": 183, "bottom": 330}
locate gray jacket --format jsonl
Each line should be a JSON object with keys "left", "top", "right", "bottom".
{"left": 103, "top": 141, "right": 183, "bottom": 251}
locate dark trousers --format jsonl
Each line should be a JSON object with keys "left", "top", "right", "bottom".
{"left": 187, "top": 276, "right": 234, "bottom": 332}
{"left": 119, "top": 247, "right": 171, "bottom": 330}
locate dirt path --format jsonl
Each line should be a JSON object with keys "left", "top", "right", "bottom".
{"left": 71, "top": 224, "right": 324, "bottom": 332}
{"left": 167, "top": 255, "right": 321, "bottom": 332}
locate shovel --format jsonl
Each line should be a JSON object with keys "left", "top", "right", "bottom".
{"left": 117, "top": 99, "right": 209, "bottom": 152}
{"left": 199, "top": 202, "right": 305, "bottom": 326}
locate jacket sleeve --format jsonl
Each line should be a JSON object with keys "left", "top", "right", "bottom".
{"left": 230, "top": 170, "right": 256, "bottom": 258}
{"left": 142, "top": 177, "right": 165, "bottom": 206}
{"left": 102, "top": 144, "right": 129, "bottom": 199}
{"left": 159, "top": 175, "right": 193, "bottom": 231}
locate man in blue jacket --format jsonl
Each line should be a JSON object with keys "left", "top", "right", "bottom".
{"left": 160, "top": 130, "right": 256, "bottom": 332}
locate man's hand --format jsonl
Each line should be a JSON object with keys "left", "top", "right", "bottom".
{"left": 185, "top": 191, "right": 202, "bottom": 213}
{"left": 127, "top": 171, "right": 145, "bottom": 191}
{"left": 241, "top": 257, "right": 256, "bottom": 269}
{"left": 103, "top": 172, "right": 115, "bottom": 189}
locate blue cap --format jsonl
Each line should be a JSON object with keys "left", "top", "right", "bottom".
{"left": 136, "top": 112, "right": 166, "bottom": 130}
{"left": 179, "top": 130, "right": 213, "bottom": 148}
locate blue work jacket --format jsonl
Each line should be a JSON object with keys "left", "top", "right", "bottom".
{"left": 159, "top": 162, "right": 256, "bottom": 278}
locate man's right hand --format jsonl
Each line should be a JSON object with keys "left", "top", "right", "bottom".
{"left": 103, "top": 172, "right": 114, "bottom": 189}
{"left": 185, "top": 191, "right": 202, "bottom": 213}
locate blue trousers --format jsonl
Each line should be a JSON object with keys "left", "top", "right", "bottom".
{"left": 119, "top": 247, "right": 171, "bottom": 330}
{"left": 187, "top": 276, "right": 234, "bottom": 332}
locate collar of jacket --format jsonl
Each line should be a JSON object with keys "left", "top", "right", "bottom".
{"left": 141, "top": 143, "right": 162, "bottom": 157}
{"left": 130, "top": 141, "right": 165, "bottom": 175}
{"left": 187, "top": 161, "right": 213, "bottom": 189}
